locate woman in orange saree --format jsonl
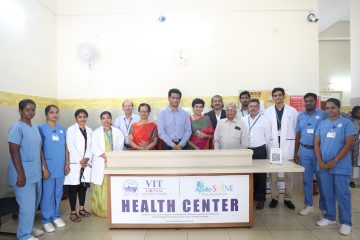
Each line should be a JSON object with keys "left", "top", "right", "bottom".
{"left": 129, "top": 103, "right": 158, "bottom": 150}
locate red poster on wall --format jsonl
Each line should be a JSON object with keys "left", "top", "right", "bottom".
{"left": 289, "top": 96, "right": 321, "bottom": 112}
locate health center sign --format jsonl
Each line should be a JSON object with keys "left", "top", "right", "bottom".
{"left": 109, "top": 175, "right": 250, "bottom": 225}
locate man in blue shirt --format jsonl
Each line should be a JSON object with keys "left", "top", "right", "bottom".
{"left": 294, "top": 93, "right": 327, "bottom": 216}
{"left": 158, "top": 88, "right": 192, "bottom": 150}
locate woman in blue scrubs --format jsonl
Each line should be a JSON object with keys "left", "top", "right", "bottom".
{"left": 39, "top": 105, "right": 70, "bottom": 233}
{"left": 8, "top": 99, "right": 44, "bottom": 240}
{"left": 314, "top": 98, "right": 356, "bottom": 236}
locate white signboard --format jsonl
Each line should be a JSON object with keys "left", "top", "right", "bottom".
{"left": 110, "top": 175, "right": 249, "bottom": 224}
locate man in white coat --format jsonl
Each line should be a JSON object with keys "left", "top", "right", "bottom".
{"left": 264, "top": 87, "right": 298, "bottom": 209}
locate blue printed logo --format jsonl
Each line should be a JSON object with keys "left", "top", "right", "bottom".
{"left": 123, "top": 180, "right": 138, "bottom": 195}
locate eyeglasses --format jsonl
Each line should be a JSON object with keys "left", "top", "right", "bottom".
{"left": 225, "top": 109, "right": 236, "bottom": 112}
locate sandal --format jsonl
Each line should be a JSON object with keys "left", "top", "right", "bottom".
{"left": 79, "top": 209, "right": 91, "bottom": 217}
{"left": 69, "top": 212, "right": 82, "bottom": 222}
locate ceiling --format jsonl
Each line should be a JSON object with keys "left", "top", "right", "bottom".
{"left": 318, "top": 0, "right": 350, "bottom": 32}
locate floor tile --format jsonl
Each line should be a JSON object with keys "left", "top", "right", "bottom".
{"left": 258, "top": 213, "right": 305, "bottom": 230}
{"left": 145, "top": 229, "right": 187, "bottom": 240}
{"left": 188, "top": 229, "right": 230, "bottom": 240}
{"left": 102, "top": 229, "right": 147, "bottom": 240}
{"left": 228, "top": 229, "right": 274, "bottom": 240}
{"left": 270, "top": 229, "right": 317, "bottom": 240}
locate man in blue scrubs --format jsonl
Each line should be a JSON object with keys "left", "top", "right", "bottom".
{"left": 294, "top": 93, "right": 327, "bottom": 216}
{"left": 39, "top": 105, "right": 69, "bottom": 232}
{"left": 8, "top": 99, "right": 44, "bottom": 240}
{"left": 314, "top": 98, "right": 356, "bottom": 236}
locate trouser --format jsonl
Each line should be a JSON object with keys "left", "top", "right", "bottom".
{"left": 299, "top": 147, "right": 326, "bottom": 210}
{"left": 161, "top": 139, "right": 190, "bottom": 150}
{"left": 249, "top": 145, "right": 267, "bottom": 201}
{"left": 12, "top": 181, "right": 42, "bottom": 240}
{"left": 317, "top": 171, "right": 352, "bottom": 226}
{"left": 270, "top": 169, "right": 293, "bottom": 200}
{"left": 67, "top": 184, "right": 88, "bottom": 211}
{"left": 40, "top": 177, "right": 64, "bottom": 224}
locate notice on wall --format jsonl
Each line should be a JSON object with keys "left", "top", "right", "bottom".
{"left": 289, "top": 95, "right": 321, "bottom": 112}
{"left": 110, "top": 175, "right": 249, "bottom": 224}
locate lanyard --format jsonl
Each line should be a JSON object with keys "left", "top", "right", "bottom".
{"left": 124, "top": 117, "right": 132, "bottom": 132}
{"left": 104, "top": 128, "right": 114, "bottom": 150}
{"left": 276, "top": 109, "right": 283, "bottom": 130}
{"left": 248, "top": 114, "right": 261, "bottom": 132}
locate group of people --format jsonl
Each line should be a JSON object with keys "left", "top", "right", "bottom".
{"left": 7, "top": 87, "right": 360, "bottom": 239}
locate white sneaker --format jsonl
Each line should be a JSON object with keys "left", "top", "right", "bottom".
{"left": 31, "top": 227, "right": 44, "bottom": 237}
{"left": 299, "top": 206, "right": 314, "bottom": 216}
{"left": 339, "top": 224, "right": 352, "bottom": 235}
{"left": 43, "top": 222, "right": 55, "bottom": 233}
{"left": 28, "top": 236, "right": 39, "bottom": 240}
{"left": 53, "top": 218, "right": 66, "bottom": 228}
{"left": 316, "top": 218, "right": 337, "bottom": 227}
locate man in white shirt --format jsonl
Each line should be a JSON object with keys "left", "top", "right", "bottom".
{"left": 241, "top": 99, "right": 271, "bottom": 210}
{"left": 114, "top": 99, "right": 140, "bottom": 148}
{"left": 236, "top": 90, "right": 250, "bottom": 119}
{"left": 264, "top": 87, "right": 298, "bottom": 210}
{"left": 214, "top": 103, "right": 248, "bottom": 150}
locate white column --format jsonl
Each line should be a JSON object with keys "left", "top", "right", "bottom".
{"left": 351, "top": 0, "right": 360, "bottom": 105}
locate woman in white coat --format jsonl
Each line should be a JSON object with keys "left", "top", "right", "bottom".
{"left": 91, "top": 111, "right": 124, "bottom": 217}
{"left": 64, "top": 109, "right": 93, "bottom": 222}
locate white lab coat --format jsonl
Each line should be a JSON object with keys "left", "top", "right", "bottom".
{"left": 91, "top": 126, "right": 124, "bottom": 185}
{"left": 64, "top": 123, "right": 93, "bottom": 185}
{"left": 264, "top": 104, "right": 298, "bottom": 160}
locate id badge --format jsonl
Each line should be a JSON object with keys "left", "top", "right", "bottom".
{"left": 307, "top": 128, "right": 314, "bottom": 134}
{"left": 52, "top": 134, "right": 60, "bottom": 141}
{"left": 326, "top": 131, "right": 336, "bottom": 138}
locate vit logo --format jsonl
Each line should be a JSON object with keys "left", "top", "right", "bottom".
{"left": 146, "top": 180, "right": 163, "bottom": 188}
{"left": 123, "top": 180, "right": 138, "bottom": 195}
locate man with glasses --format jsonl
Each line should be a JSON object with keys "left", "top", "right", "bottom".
{"left": 157, "top": 88, "right": 192, "bottom": 150}
{"left": 114, "top": 99, "right": 140, "bottom": 149}
{"left": 214, "top": 103, "right": 248, "bottom": 149}
{"left": 264, "top": 87, "right": 298, "bottom": 209}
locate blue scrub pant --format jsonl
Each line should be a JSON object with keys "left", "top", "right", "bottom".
{"left": 299, "top": 148, "right": 326, "bottom": 210}
{"left": 40, "top": 177, "right": 64, "bottom": 224}
{"left": 317, "top": 171, "right": 352, "bottom": 226}
{"left": 12, "top": 181, "right": 42, "bottom": 240}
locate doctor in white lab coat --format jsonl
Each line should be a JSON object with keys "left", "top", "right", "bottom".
{"left": 64, "top": 109, "right": 93, "bottom": 222}
{"left": 91, "top": 111, "right": 124, "bottom": 217}
{"left": 264, "top": 88, "right": 298, "bottom": 210}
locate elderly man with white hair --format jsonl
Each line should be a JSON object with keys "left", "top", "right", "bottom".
{"left": 214, "top": 102, "right": 248, "bottom": 149}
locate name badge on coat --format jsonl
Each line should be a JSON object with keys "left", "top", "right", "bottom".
{"left": 326, "top": 131, "right": 336, "bottom": 138}
{"left": 52, "top": 134, "right": 60, "bottom": 141}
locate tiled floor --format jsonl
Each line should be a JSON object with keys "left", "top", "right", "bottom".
{"left": 2, "top": 188, "right": 360, "bottom": 240}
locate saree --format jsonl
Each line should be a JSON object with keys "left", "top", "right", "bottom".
{"left": 190, "top": 116, "right": 214, "bottom": 149}
{"left": 129, "top": 122, "right": 158, "bottom": 148}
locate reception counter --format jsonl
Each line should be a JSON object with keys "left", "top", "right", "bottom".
{"left": 104, "top": 150, "right": 304, "bottom": 228}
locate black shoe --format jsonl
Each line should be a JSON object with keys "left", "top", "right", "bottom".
{"left": 284, "top": 200, "right": 295, "bottom": 210}
{"left": 269, "top": 199, "right": 278, "bottom": 208}
{"left": 350, "top": 181, "right": 356, "bottom": 188}
{"left": 256, "top": 200, "right": 265, "bottom": 210}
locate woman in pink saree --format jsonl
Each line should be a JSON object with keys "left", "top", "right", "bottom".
{"left": 188, "top": 98, "right": 214, "bottom": 149}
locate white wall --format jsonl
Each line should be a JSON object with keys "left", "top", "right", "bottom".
{"left": 57, "top": 0, "right": 319, "bottom": 99}
{"left": 351, "top": 0, "right": 360, "bottom": 105}
{"left": 0, "top": 0, "right": 57, "bottom": 98}
{"left": 319, "top": 21, "right": 351, "bottom": 106}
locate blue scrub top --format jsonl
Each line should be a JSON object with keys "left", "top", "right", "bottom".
{"left": 296, "top": 108, "right": 327, "bottom": 146}
{"left": 7, "top": 121, "right": 42, "bottom": 186}
{"left": 39, "top": 123, "right": 66, "bottom": 178}
{"left": 315, "top": 117, "right": 356, "bottom": 175}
